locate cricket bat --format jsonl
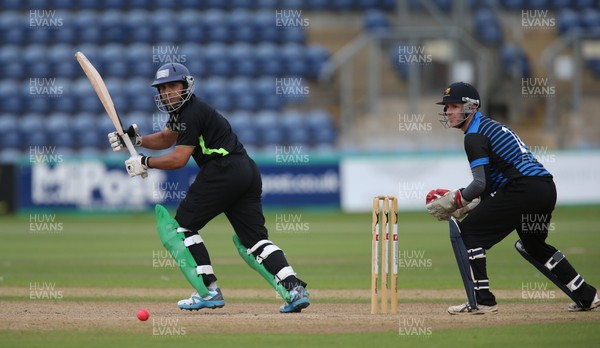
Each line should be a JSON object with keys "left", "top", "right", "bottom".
{"left": 75, "top": 51, "right": 147, "bottom": 178}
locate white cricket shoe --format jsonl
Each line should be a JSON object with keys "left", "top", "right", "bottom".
{"left": 448, "top": 303, "right": 498, "bottom": 315}
{"left": 567, "top": 293, "right": 600, "bottom": 312}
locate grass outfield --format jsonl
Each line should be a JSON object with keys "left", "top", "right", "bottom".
{"left": 0, "top": 205, "right": 599, "bottom": 346}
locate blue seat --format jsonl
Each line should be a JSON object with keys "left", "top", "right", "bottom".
{"left": 204, "top": 44, "right": 231, "bottom": 77}
{"left": 0, "top": 114, "right": 17, "bottom": 136}
{"left": 558, "top": 9, "right": 580, "bottom": 34}
{"left": 0, "top": 45, "right": 20, "bottom": 66}
{"left": 255, "top": 10, "right": 281, "bottom": 43}
{"left": 28, "top": 97, "right": 51, "bottom": 114}
{"left": 305, "top": 45, "right": 329, "bottom": 78}
{"left": 0, "top": 148, "right": 22, "bottom": 163}
{"left": 501, "top": 44, "right": 531, "bottom": 78}
{"left": 228, "top": 9, "right": 253, "bottom": 32}
{"left": 25, "top": 131, "right": 49, "bottom": 148}
{"left": 580, "top": 9, "right": 600, "bottom": 29}
{"left": 28, "top": 27, "right": 52, "bottom": 45}
{"left": 256, "top": 43, "right": 284, "bottom": 76}
{"left": 574, "top": 0, "right": 597, "bottom": 10}
{"left": 19, "top": 113, "right": 43, "bottom": 135}
{"left": 500, "top": 0, "right": 525, "bottom": 10}
{"left": 527, "top": 0, "right": 550, "bottom": 10}
{"left": 282, "top": 27, "right": 307, "bottom": 45}
{"left": 125, "top": 9, "right": 151, "bottom": 41}
{"left": 1, "top": 80, "right": 23, "bottom": 113}
{"left": 280, "top": 110, "right": 304, "bottom": 136}
{"left": 255, "top": 0, "right": 278, "bottom": 8}
{"left": 79, "top": 129, "right": 102, "bottom": 149}
{"left": 99, "top": 44, "right": 124, "bottom": 70}
{"left": 1, "top": 132, "right": 21, "bottom": 151}
{"left": 23, "top": 45, "right": 46, "bottom": 67}
{"left": 363, "top": 10, "right": 390, "bottom": 33}
{"left": 230, "top": 43, "right": 257, "bottom": 77}
{"left": 474, "top": 9, "right": 503, "bottom": 45}
{"left": 53, "top": 26, "right": 76, "bottom": 44}
{"left": 283, "top": 0, "right": 304, "bottom": 9}
{"left": 229, "top": 77, "right": 259, "bottom": 111}
{"left": 51, "top": 95, "right": 76, "bottom": 114}
{"left": 99, "top": 10, "right": 125, "bottom": 44}
{"left": 255, "top": 111, "right": 282, "bottom": 146}
{"left": 228, "top": 110, "right": 254, "bottom": 132}
{"left": 0, "top": 0, "right": 21, "bottom": 11}
{"left": 202, "top": 77, "right": 227, "bottom": 103}
{"left": 71, "top": 112, "right": 97, "bottom": 135}
{"left": 203, "top": 10, "right": 229, "bottom": 43}
{"left": 46, "top": 112, "right": 71, "bottom": 134}
{"left": 551, "top": 0, "right": 571, "bottom": 10}
{"left": 281, "top": 44, "right": 307, "bottom": 76}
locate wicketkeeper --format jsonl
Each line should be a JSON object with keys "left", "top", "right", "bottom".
{"left": 426, "top": 82, "right": 598, "bottom": 314}
{"left": 108, "top": 63, "right": 310, "bottom": 313}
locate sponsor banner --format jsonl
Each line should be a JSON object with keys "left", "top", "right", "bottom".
{"left": 18, "top": 160, "right": 339, "bottom": 211}
{"left": 259, "top": 164, "right": 340, "bottom": 206}
{"left": 341, "top": 151, "right": 600, "bottom": 212}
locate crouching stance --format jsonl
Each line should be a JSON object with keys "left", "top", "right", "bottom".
{"left": 109, "top": 63, "right": 309, "bottom": 313}
{"left": 426, "top": 82, "right": 598, "bottom": 314}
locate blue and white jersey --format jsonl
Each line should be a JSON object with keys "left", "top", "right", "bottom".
{"left": 464, "top": 112, "right": 551, "bottom": 194}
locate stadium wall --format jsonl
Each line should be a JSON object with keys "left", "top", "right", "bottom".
{"left": 5, "top": 150, "right": 599, "bottom": 213}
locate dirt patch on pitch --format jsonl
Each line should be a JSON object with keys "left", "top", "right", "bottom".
{"left": 1, "top": 288, "right": 599, "bottom": 334}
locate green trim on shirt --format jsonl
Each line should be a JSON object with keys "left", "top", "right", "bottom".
{"left": 199, "top": 135, "right": 229, "bottom": 156}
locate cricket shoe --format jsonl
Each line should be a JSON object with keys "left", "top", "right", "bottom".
{"left": 279, "top": 285, "right": 310, "bottom": 313}
{"left": 567, "top": 293, "right": 600, "bottom": 312}
{"left": 177, "top": 289, "right": 225, "bottom": 311}
{"left": 447, "top": 303, "right": 498, "bottom": 315}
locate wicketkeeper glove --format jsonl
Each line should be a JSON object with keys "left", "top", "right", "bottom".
{"left": 425, "top": 188, "right": 470, "bottom": 221}
{"left": 108, "top": 124, "right": 142, "bottom": 152}
{"left": 451, "top": 197, "right": 480, "bottom": 220}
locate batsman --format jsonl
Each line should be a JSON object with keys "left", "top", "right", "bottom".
{"left": 426, "top": 82, "right": 598, "bottom": 314}
{"left": 108, "top": 63, "right": 309, "bottom": 313}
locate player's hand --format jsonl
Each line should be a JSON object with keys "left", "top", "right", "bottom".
{"left": 108, "top": 124, "right": 142, "bottom": 152}
{"left": 125, "top": 154, "right": 150, "bottom": 178}
{"left": 451, "top": 197, "right": 480, "bottom": 220}
{"left": 425, "top": 189, "right": 469, "bottom": 221}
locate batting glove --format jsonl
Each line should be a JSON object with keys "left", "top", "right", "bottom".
{"left": 108, "top": 124, "right": 142, "bottom": 152}
{"left": 125, "top": 154, "right": 150, "bottom": 178}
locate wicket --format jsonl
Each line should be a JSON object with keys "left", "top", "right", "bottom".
{"left": 371, "top": 195, "right": 398, "bottom": 314}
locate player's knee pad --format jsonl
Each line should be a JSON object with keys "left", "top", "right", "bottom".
{"left": 155, "top": 204, "right": 210, "bottom": 297}
{"left": 232, "top": 235, "right": 291, "bottom": 302}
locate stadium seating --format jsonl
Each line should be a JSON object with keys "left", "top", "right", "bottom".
{"left": 0, "top": 4, "right": 341, "bottom": 156}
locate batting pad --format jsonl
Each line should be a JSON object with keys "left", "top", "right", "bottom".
{"left": 155, "top": 204, "right": 210, "bottom": 297}
{"left": 232, "top": 234, "right": 291, "bottom": 302}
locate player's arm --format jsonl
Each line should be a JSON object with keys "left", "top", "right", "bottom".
{"left": 460, "top": 133, "right": 491, "bottom": 201}
{"left": 140, "top": 128, "right": 179, "bottom": 150}
{"left": 144, "top": 145, "right": 193, "bottom": 170}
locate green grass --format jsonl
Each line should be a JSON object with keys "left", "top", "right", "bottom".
{"left": 1, "top": 205, "right": 599, "bottom": 346}
{"left": 1, "top": 206, "right": 599, "bottom": 290}
{"left": 1, "top": 322, "right": 599, "bottom": 348}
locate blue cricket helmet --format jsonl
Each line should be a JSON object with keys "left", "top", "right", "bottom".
{"left": 152, "top": 63, "right": 195, "bottom": 113}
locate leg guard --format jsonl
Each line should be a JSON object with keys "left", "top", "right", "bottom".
{"left": 449, "top": 217, "right": 478, "bottom": 311}
{"left": 232, "top": 234, "right": 291, "bottom": 302}
{"left": 155, "top": 204, "right": 210, "bottom": 297}
{"left": 515, "top": 239, "right": 585, "bottom": 308}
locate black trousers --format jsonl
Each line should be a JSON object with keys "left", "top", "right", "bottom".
{"left": 174, "top": 153, "right": 302, "bottom": 290}
{"left": 459, "top": 177, "right": 595, "bottom": 306}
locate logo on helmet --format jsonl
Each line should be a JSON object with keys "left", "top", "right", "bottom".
{"left": 156, "top": 69, "right": 169, "bottom": 79}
